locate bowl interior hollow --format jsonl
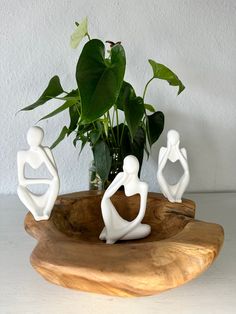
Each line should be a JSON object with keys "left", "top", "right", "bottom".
{"left": 51, "top": 192, "right": 195, "bottom": 244}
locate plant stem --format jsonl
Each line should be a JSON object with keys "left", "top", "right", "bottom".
{"left": 86, "top": 33, "right": 91, "bottom": 40}
{"left": 142, "top": 77, "right": 154, "bottom": 102}
{"left": 107, "top": 111, "right": 117, "bottom": 147}
{"left": 76, "top": 102, "right": 81, "bottom": 115}
{"left": 142, "top": 77, "right": 154, "bottom": 151}
{"left": 92, "top": 121, "right": 97, "bottom": 130}
{"left": 115, "top": 106, "right": 119, "bottom": 143}
{"left": 102, "top": 114, "right": 109, "bottom": 142}
{"left": 111, "top": 107, "right": 115, "bottom": 126}
{"left": 119, "top": 121, "right": 126, "bottom": 146}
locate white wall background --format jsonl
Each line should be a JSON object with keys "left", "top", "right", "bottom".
{"left": 0, "top": 0, "right": 235, "bottom": 194}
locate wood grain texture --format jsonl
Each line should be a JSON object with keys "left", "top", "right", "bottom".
{"left": 24, "top": 191, "right": 224, "bottom": 297}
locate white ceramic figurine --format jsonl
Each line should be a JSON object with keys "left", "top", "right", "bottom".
{"left": 17, "top": 126, "right": 60, "bottom": 221}
{"left": 157, "top": 129, "right": 190, "bottom": 203}
{"left": 99, "top": 155, "right": 151, "bottom": 244}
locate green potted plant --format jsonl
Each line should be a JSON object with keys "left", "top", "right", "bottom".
{"left": 20, "top": 17, "right": 185, "bottom": 189}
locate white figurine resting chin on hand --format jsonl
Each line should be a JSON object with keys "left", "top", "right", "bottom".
{"left": 157, "top": 129, "right": 190, "bottom": 203}
{"left": 17, "top": 126, "right": 60, "bottom": 221}
{"left": 100, "top": 155, "right": 151, "bottom": 244}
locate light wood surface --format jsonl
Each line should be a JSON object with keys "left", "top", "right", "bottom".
{"left": 24, "top": 191, "right": 224, "bottom": 297}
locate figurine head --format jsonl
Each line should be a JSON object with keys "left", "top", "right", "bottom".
{"left": 27, "top": 126, "right": 44, "bottom": 147}
{"left": 123, "top": 155, "right": 139, "bottom": 175}
{"left": 167, "top": 129, "right": 180, "bottom": 146}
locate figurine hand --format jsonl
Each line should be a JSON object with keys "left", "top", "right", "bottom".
{"left": 171, "top": 144, "right": 181, "bottom": 155}
{"left": 122, "top": 171, "right": 129, "bottom": 181}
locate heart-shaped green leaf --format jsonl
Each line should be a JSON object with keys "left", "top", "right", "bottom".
{"left": 116, "top": 81, "right": 136, "bottom": 111}
{"left": 70, "top": 17, "right": 88, "bottom": 49}
{"left": 149, "top": 60, "right": 185, "bottom": 95}
{"left": 50, "top": 126, "right": 69, "bottom": 149}
{"left": 144, "top": 103, "right": 155, "bottom": 113}
{"left": 73, "top": 123, "right": 94, "bottom": 151}
{"left": 116, "top": 81, "right": 144, "bottom": 140}
{"left": 117, "top": 124, "right": 145, "bottom": 176}
{"left": 21, "top": 76, "right": 64, "bottom": 111}
{"left": 130, "top": 126, "right": 146, "bottom": 172}
{"left": 76, "top": 39, "right": 126, "bottom": 123}
{"left": 146, "top": 111, "right": 165, "bottom": 147}
{"left": 124, "top": 96, "right": 145, "bottom": 140}
{"left": 89, "top": 129, "right": 102, "bottom": 145}
{"left": 39, "top": 99, "right": 77, "bottom": 121}
{"left": 68, "top": 103, "right": 80, "bottom": 134}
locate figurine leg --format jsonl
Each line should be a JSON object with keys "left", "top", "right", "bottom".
{"left": 120, "top": 223, "right": 151, "bottom": 241}
{"left": 100, "top": 223, "right": 151, "bottom": 243}
{"left": 106, "top": 239, "right": 116, "bottom": 245}
{"left": 17, "top": 186, "right": 43, "bottom": 220}
{"left": 99, "top": 227, "right": 117, "bottom": 244}
{"left": 175, "top": 171, "right": 190, "bottom": 202}
{"left": 43, "top": 180, "right": 59, "bottom": 218}
{"left": 99, "top": 227, "right": 107, "bottom": 240}
{"left": 157, "top": 171, "right": 175, "bottom": 202}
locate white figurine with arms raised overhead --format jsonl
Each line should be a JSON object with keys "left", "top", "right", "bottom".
{"left": 17, "top": 126, "right": 60, "bottom": 221}
{"left": 157, "top": 129, "right": 190, "bottom": 203}
{"left": 100, "top": 155, "right": 151, "bottom": 244}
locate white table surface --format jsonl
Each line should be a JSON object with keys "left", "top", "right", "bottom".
{"left": 0, "top": 193, "right": 235, "bottom": 314}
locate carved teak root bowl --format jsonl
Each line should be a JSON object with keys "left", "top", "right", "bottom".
{"left": 24, "top": 191, "right": 224, "bottom": 297}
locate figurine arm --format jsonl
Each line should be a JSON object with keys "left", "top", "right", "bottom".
{"left": 178, "top": 148, "right": 189, "bottom": 172}
{"left": 17, "top": 152, "right": 52, "bottom": 185}
{"left": 158, "top": 147, "right": 170, "bottom": 172}
{"left": 103, "top": 172, "right": 127, "bottom": 199}
{"left": 39, "top": 147, "right": 58, "bottom": 178}
{"left": 17, "top": 151, "right": 26, "bottom": 185}
{"left": 157, "top": 147, "right": 176, "bottom": 202}
{"left": 136, "top": 182, "right": 148, "bottom": 221}
{"left": 45, "top": 147, "right": 57, "bottom": 167}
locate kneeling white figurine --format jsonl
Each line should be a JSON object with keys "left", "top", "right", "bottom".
{"left": 100, "top": 155, "right": 151, "bottom": 244}
{"left": 17, "top": 126, "right": 60, "bottom": 221}
{"left": 157, "top": 129, "right": 190, "bottom": 203}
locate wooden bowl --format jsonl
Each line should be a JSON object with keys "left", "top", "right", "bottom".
{"left": 24, "top": 191, "right": 224, "bottom": 297}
